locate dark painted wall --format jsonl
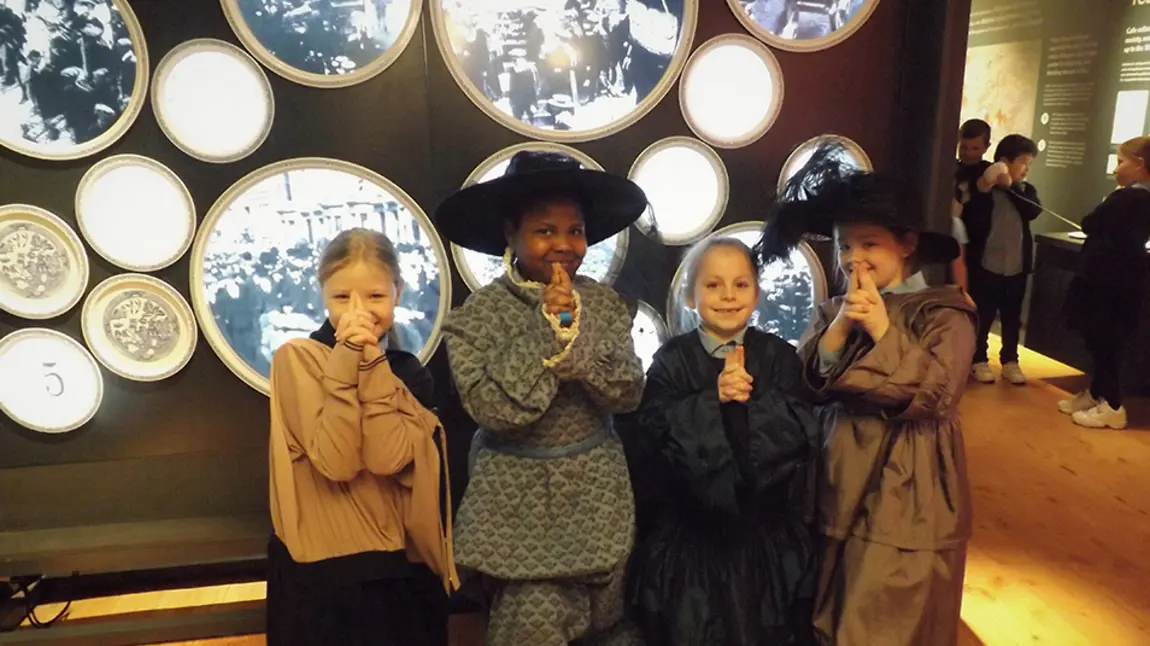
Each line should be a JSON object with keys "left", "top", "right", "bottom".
{"left": 0, "top": 0, "right": 916, "bottom": 572}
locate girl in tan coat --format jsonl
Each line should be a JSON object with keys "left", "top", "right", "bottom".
{"left": 758, "top": 146, "right": 977, "bottom": 646}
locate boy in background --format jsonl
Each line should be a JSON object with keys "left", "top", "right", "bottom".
{"left": 950, "top": 119, "right": 993, "bottom": 291}
{"left": 962, "top": 134, "right": 1041, "bottom": 385}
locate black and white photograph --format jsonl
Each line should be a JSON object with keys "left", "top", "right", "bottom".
{"left": 198, "top": 167, "right": 448, "bottom": 381}
{"left": 438, "top": 0, "right": 689, "bottom": 135}
{"left": 0, "top": 0, "right": 143, "bottom": 157}
{"left": 226, "top": 0, "right": 415, "bottom": 82}
{"left": 670, "top": 232, "right": 821, "bottom": 346}
{"left": 734, "top": 0, "right": 870, "bottom": 43}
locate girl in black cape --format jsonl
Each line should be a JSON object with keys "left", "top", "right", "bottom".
{"left": 625, "top": 236, "right": 822, "bottom": 646}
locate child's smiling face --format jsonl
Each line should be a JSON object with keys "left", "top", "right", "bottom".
{"left": 688, "top": 244, "right": 759, "bottom": 343}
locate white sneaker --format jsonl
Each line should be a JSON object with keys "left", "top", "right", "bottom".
{"left": 1072, "top": 401, "right": 1128, "bottom": 429}
{"left": 1002, "top": 362, "right": 1026, "bottom": 386}
{"left": 971, "top": 362, "right": 995, "bottom": 383}
{"left": 1058, "top": 390, "right": 1098, "bottom": 414}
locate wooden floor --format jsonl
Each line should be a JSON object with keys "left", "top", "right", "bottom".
{"left": 19, "top": 338, "right": 1150, "bottom": 646}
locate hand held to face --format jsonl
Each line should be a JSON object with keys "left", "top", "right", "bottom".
{"left": 844, "top": 266, "right": 890, "bottom": 342}
{"left": 337, "top": 292, "right": 379, "bottom": 350}
{"left": 718, "top": 345, "right": 753, "bottom": 404}
{"left": 543, "top": 262, "right": 575, "bottom": 327}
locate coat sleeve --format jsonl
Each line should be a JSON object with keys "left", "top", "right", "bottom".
{"left": 555, "top": 290, "right": 644, "bottom": 414}
{"left": 814, "top": 307, "right": 976, "bottom": 421}
{"left": 635, "top": 347, "right": 740, "bottom": 513}
{"left": 269, "top": 340, "right": 366, "bottom": 482}
{"left": 442, "top": 290, "right": 564, "bottom": 432}
{"left": 1010, "top": 183, "right": 1042, "bottom": 222}
{"left": 355, "top": 355, "right": 442, "bottom": 477}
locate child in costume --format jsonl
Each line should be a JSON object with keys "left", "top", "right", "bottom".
{"left": 962, "top": 133, "right": 1041, "bottom": 385}
{"left": 434, "top": 151, "right": 648, "bottom": 645}
{"left": 626, "top": 236, "right": 822, "bottom": 646}
{"left": 266, "top": 228, "right": 457, "bottom": 646}
{"left": 1059, "top": 136, "right": 1150, "bottom": 429}
{"left": 759, "top": 146, "right": 977, "bottom": 646}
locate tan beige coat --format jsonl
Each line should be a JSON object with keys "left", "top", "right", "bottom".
{"left": 799, "top": 286, "right": 976, "bottom": 646}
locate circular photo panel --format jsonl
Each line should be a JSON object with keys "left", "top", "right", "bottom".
{"left": 631, "top": 136, "right": 727, "bottom": 245}
{"left": 0, "top": 204, "right": 89, "bottom": 320}
{"left": 667, "top": 221, "right": 826, "bottom": 346}
{"left": 680, "top": 34, "right": 783, "bottom": 149}
{"left": 0, "top": 0, "right": 149, "bottom": 161}
{"left": 430, "top": 0, "right": 698, "bottom": 142}
{"left": 0, "top": 328, "right": 103, "bottom": 434}
{"left": 152, "top": 39, "right": 274, "bottom": 164}
{"left": 76, "top": 154, "right": 197, "bottom": 272}
{"left": 778, "top": 134, "right": 872, "bottom": 193}
{"left": 221, "top": 0, "right": 422, "bottom": 88}
{"left": 82, "top": 274, "right": 198, "bottom": 382}
{"left": 450, "top": 142, "right": 628, "bottom": 292}
{"left": 190, "top": 158, "right": 452, "bottom": 395}
{"left": 727, "top": 0, "right": 879, "bottom": 53}
{"left": 631, "top": 300, "right": 667, "bottom": 373}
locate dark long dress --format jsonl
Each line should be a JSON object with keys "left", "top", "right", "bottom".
{"left": 625, "top": 328, "right": 822, "bottom": 646}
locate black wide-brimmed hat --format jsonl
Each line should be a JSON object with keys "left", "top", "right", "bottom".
{"left": 757, "top": 143, "right": 959, "bottom": 265}
{"left": 433, "top": 151, "right": 649, "bottom": 256}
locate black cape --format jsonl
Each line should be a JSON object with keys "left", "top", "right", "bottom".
{"left": 621, "top": 328, "right": 822, "bottom": 646}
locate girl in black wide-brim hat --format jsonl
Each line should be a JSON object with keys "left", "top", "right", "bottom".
{"left": 759, "top": 144, "right": 977, "bottom": 646}
{"left": 434, "top": 151, "right": 648, "bottom": 645}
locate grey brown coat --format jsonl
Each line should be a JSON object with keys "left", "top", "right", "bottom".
{"left": 798, "top": 286, "right": 976, "bottom": 646}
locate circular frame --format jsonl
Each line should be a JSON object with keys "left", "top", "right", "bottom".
{"left": 678, "top": 33, "right": 785, "bottom": 149}
{"left": 449, "top": 142, "right": 629, "bottom": 292}
{"left": 190, "top": 157, "right": 453, "bottom": 396}
{"left": 151, "top": 38, "right": 275, "bottom": 164}
{"left": 0, "top": 203, "right": 90, "bottom": 320}
{"left": 81, "top": 273, "right": 199, "bottom": 383}
{"left": 777, "top": 134, "right": 872, "bottom": 193}
{"left": 427, "top": 0, "right": 699, "bottom": 143}
{"left": 630, "top": 135, "right": 729, "bottom": 245}
{"left": 726, "top": 0, "right": 880, "bottom": 53}
{"left": 0, "top": 0, "right": 150, "bottom": 161}
{"left": 0, "top": 327, "right": 103, "bottom": 434}
{"left": 665, "top": 220, "right": 827, "bottom": 336}
{"left": 220, "top": 0, "right": 423, "bottom": 89}
{"left": 74, "top": 154, "right": 197, "bottom": 272}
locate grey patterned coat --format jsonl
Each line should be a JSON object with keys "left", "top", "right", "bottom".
{"left": 443, "top": 273, "right": 645, "bottom": 580}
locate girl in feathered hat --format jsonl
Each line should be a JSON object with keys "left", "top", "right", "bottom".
{"left": 434, "top": 151, "right": 648, "bottom": 645}
{"left": 758, "top": 145, "right": 977, "bottom": 646}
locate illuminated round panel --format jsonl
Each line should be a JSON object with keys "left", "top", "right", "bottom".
{"left": 679, "top": 34, "right": 783, "bottom": 149}
{"left": 631, "top": 136, "right": 727, "bottom": 245}
{"left": 727, "top": 0, "right": 879, "bottom": 53}
{"left": 190, "top": 158, "right": 452, "bottom": 395}
{"left": 75, "top": 155, "right": 196, "bottom": 272}
{"left": 429, "top": 0, "right": 698, "bottom": 142}
{"left": 0, "top": 0, "right": 149, "bottom": 161}
{"left": 450, "top": 143, "right": 628, "bottom": 293}
{"left": 81, "top": 274, "right": 198, "bottom": 383}
{"left": 220, "top": 0, "right": 421, "bottom": 88}
{"left": 667, "top": 221, "right": 826, "bottom": 346}
{"left": 777, "top": 134, "right": 872, "bottom": 193}
{"left": 0, "top": 328, "right": 102, "bottom": 434}
{"left": 0, "top": 204, "right": 89, "bottom": 320}
{"left": 632, "top": 300, "right": 668, "bottom": 373}
{"left": 152, "top": 39, "right": 274, "bottom": 164}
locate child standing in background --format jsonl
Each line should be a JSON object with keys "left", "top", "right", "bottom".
{"left": 266, "top": 228, "right": 457, "bottom": 646}
{"left": 950, "top": 119, "right": 993, "bottom": 291}
{"left": 962, "top": 133, "right": 1041, "bottom": 385}
{"left": 1060, "top": 136, "right": 1150, "bottom": 429}
{"left": 760, "top": 146, "right": 977, "bottom": 646}
{"left": 626, "top": 237, "right": 821, "bottom": 646}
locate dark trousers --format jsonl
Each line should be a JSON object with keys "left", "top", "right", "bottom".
{"left": 1085, "top": 330, "right": 1127, "bottom": 408}
{"left": 969, "top": 267, "right": 1027, "bottom": 364}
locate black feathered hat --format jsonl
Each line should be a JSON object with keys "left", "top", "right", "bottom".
{"left": 756, "top": 143, "right": 959, "bottom": 266}
{"left": 433, "top": 151, "right": 649, "bottom": 256}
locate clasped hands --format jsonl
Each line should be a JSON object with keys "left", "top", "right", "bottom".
{"left": 335, "top": 292, "right": 384, "bottom": 362}
{"left": 542, "top": 262, "right": 577, "bottom": 326}
{"left": 830, "top": 262, "right": 890, "bottom": 343}
{"left": 718, "top": 346, "right": 753, "bottom": 404}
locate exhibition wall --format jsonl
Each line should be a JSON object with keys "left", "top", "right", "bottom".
{"left": 0, "top": 0, "right": 927, "bottom": 578}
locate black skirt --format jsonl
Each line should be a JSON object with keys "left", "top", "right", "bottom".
{"left": 266, "top": 536, "right": 448, "bottom": 646}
